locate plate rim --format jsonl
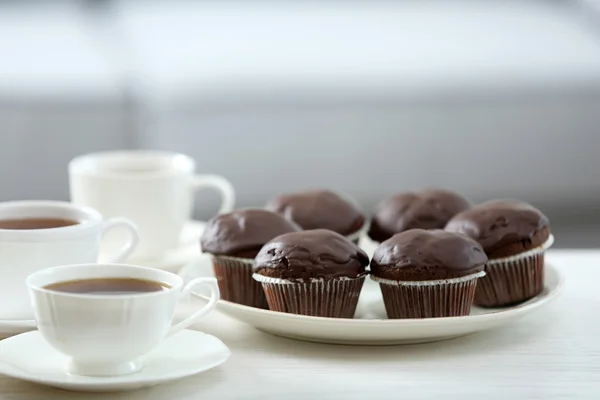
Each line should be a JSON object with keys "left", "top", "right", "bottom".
{"left": 0, "top": 319, "right": 36, "bottom": 329}
{"left": 192, "top": 263, "right": 565, "bottom": 327}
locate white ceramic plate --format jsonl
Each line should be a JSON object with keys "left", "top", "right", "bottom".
{"left": 180, "top": 258, "right": 564, "bottom": 345}
{"left": 0, "top": 319, "right": 36, "bottom": 337}
{"left": 0, "top": 329, "right": 230, "bottom": 392}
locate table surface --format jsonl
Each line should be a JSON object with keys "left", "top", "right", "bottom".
{"left": 0, "top": 249, "right": 597, "bottom": 399}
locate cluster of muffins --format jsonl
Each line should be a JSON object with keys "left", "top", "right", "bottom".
{"left": 200, "top": 190, "right": 368, "bottom": 317}
{"left": 200, "top": 188, "right": 553, "bottom": 319}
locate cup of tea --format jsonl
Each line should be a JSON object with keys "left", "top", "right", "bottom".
{"left": 69, "top": 150, "right": 236, "bottom": 261}
{"left": 0, "top": 201, "right": 138, "bottom": 320}
{"left": 27, "top": 263, "right": 219, "bottom": 377}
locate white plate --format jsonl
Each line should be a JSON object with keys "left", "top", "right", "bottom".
{"left": 101, "top": 220, "right": 206, "bottom": 272}
{"left": 0, "top": 329, "right": 230, "bottom": 392}
{"left": 0, "top": 319, "right": 36, "bottom": 337}
{"left": 180, "top": 258, "right": 564, "bottom": 345}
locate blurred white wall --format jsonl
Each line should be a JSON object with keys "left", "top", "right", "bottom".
{"left": 0, "top": 2, "right": 132, "bottom": 201}
{"left": 117, "top": 1, "right": 600, "bottom": 101}
{"left": 1, "top": 0, "right": 600, "bottom": 248}
{"left": 121, "top": 1, "right": 600, "bottom": 220}
{"left": 138, "top": 98, "right": 600, "bottom": 218}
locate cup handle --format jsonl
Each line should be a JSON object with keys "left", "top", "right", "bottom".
{"left": 99, "top": 217, "right": 140, "bottom": 263}
{"left": 192, "top": 174, "right": 235, "bottom": 215}
{"left": 168, "top": 277, "right": 220, "bottom": 337}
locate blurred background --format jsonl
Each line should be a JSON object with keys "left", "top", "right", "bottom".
{"left": 1, "top": 0, "right": 600, "bottom": 248}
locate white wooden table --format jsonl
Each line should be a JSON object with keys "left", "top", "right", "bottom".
{"left": 0, "top": 249, "right": 597, "bottom": 399}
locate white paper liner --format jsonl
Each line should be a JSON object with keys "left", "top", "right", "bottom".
{"left": 486, "top": 234, "right": 554, "bottom": 265}
{"left": 253, "top": 273, "right": 365, "bottom": 285}
{"left": 259, "top": 276, "right": 365, "bottom": 318}
{"left": 369, "top": 271, "right": 486, "bottom": 286}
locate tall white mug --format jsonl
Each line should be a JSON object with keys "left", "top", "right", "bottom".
{"left": 69, "top": 150, "right": 236, "bottom": 261}
{"left": 0, "top": 201, "right": 138, "bottom": 320}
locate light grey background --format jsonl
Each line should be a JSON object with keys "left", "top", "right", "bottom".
{"left": 2, "top": 0, "right": 600, "bottom": 248}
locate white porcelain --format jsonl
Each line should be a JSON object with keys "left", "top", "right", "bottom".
{"left": 27, "top": 263, "right": 219, "bottom": 376}
{"left": 181, "top": 258, "right": 564, "bottom": 345}
{"left": 0, "top": 329, "right": 230, "bottom": 392}
{"left": 0, "top": 201, "right": 138, "bottom": 320}
{"left": 69, "top": 150, "right": 235, "bottom": 260}
{"left": 101, "top": 220, "right": 207, "bottom": 272}
{"left": 0, "top": 319, "right": 36, "bottom": 336}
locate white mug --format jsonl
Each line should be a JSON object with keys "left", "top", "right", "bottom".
{"left": 0, "top": 201, "right": 138, "bottom": 320}
{"left": 27, "top": 263, "right": 219, "bottom": 377}
{"left": 69, "top": 150, "right": 236, "bottom": 260}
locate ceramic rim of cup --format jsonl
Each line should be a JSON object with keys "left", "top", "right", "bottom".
{"left": 0, "top": 201, "right": 103, "bottom": 241}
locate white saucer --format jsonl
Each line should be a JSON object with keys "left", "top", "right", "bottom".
{"left": 0, "top": 319, "right": 36, "bottom": 337}
{"left": 0, "top": 329, "right": 230, "bottom": 392}
{"left": 180, "top": 257, "right": 564, "bottom": 345}
{"left": 101, "top": 220, "right": 206, "bottom": 272}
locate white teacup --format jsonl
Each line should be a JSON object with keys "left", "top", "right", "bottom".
{"left": 69, "top": 150, "right": 235, "bottom": 261}
{"left": 27, "top": 263, "right": 219, "bottom": 377}
{"left": 0, "top": 201, "right": 138, "bottom": 320}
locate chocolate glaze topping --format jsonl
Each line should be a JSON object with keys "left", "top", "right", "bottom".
{"left": 200, "top": 209, "right": 300, "bottom": 258}
{"left": 254, "top": 229, "right": 369, "bottom": 280}
{"left": 445, "top": 199, "right": 550, "bottom": 257}
{"left": 368, "top": 189, "right": 471, "bottom": 243}
{"left": 266, "top": 190, "right": 364, "bottom": 236}
{"left": 371, "top": 229, "right": 487, "bottom": 281}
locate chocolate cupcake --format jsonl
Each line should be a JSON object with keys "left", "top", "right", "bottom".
{"left": 370, "top": 229, "right": 487, "bottom": 319}
{"left": 266, "top": 190, "right": 365, "bottom": 243}
{"left": 253, "top": 229, "right": 369, "bottom": 318}
{"left": 200, "top": 209, "right": 300, "bottom": 308}
{"left": 368, "top": 189, "right": 471, "bottom": 243}
{"left": 445, "top": 199, "right": 553, "bottom": 307}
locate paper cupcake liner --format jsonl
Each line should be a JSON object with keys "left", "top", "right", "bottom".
{"left": 474, "top": 235, "right": 554, "bottom": 307}
{"left": 472, "top": 236, "right": 551, "bottom": 307}
{"left": 253, "top": 274, "right": 365, "bottom": 318}
{"left": 370, "top": 271, "right": 486, "bottom": 286}
{"left": 211, "top": 255, "right": 268, "bottom": 309}
{"left": 370, "top": 272, "right": 484, "bottom": 319}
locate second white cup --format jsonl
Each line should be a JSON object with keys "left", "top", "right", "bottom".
{"left": 0, "top": 201, "right": 138, "bottom": 320}
{"left": 69, "top": 150, "right": 236, "bottom": 261}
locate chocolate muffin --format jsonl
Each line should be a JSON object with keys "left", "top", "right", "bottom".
{"left": 253, "top": 229, "right": 369, "bottom": 318}
{"left": 200, "top": 209, "right": 300, "bottom": 308}
{"left": 368, "top": 189, "right": 471, "bottom": 243}
{"left": 266, "top": 190, "right": 365, "bottom": 242}
{"left": 445, "top": 199, "right": 553, "bottom": 307}
{"left": 370, "top": 229, "right": 487, "bottom": 319}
